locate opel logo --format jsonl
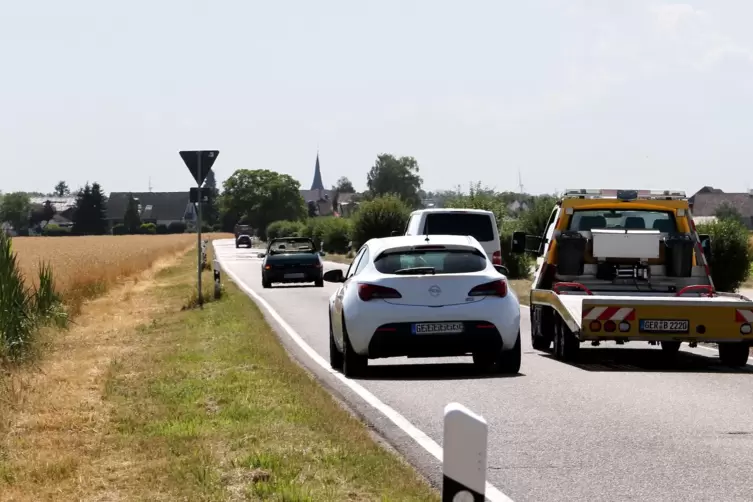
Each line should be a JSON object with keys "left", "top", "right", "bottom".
{"left": 429, "top": 285, "right": 441, "bottom": 297}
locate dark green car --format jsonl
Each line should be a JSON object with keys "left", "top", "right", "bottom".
{"left": 259, "top": 236, "right": 325, "bottom": 288}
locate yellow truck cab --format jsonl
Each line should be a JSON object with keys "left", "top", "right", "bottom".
{"left": 511, "top": 189, "right": 753, "bottom": 367}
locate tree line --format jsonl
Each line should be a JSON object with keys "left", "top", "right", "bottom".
{"left": 0, "top": 152, "right": 539, "bottom": 239}
{"left": 0, "top": 170, "right": 221, "bottom": 236}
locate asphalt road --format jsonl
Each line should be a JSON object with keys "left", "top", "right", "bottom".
{"left": 216, "top": 239, "right": 753, "bottom": 502}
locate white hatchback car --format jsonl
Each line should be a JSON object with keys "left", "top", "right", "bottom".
{"left": 325, "top": 234, "right": 521, "bottom": 377}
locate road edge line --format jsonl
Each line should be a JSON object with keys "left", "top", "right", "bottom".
{"left": 214, "top": 242, "right": 515, "bottom": 502}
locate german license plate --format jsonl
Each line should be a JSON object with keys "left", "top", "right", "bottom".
{"left": 412, "top": 322, "right": 464, "bottom": 335}
{"left": 284, "top": 273, "right": 305, "bottom": 279}
{"left": 639, "top": 319, "right": 689, "bottom": 333}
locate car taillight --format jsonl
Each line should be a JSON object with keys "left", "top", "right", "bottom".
{"left": 358, "top": 283, "right": 402, "bottom": 301}
{"left": 492, "top": 251, "right": 502, "bottom": 265}
{"left": 468, "top": 280, "right": 507, "bottom": 297}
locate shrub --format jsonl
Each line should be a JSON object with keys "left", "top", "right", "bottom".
{"left": 499, "top": 218, "right": 532, "bottom": 279}
{"left": 320, "top": 217, "right": 353, "bottom": 254}
{"left": 267, "top": 220, "right": 305, "bottom": 240}
{"left": 112, "top": 224, "right": 127, "bottom": 235}
{"left": 156, "top": 224, "right": 168, "bottom": 235}
{"left": 519, "top": 195, "right": 557, "bottom": 236}
{"left": 301, "top": 218, "right": 327, "bottom": 245}
{"left": 140, "top": 223, "right": 157, "bottom": 235}
{"left": 351, "top": 195, "right": 410, "bottom": 248}
{"left": 167, "top": 221, "right": 187, "bottom": 234}
{"left": 42, "top": 224, "right": 71, "bottom": 237}
{"left": 696, "top": 219, "right": 752, "bottom": 292}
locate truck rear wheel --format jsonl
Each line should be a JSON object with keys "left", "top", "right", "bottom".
{"left": 553, "top": 316, "right": 579, "bottom": 362}
{"left": 532, "top": 335, "right": 551, "bottom": 352}
{"left": 718, "top": 342, "right": 749, "bottom": 367}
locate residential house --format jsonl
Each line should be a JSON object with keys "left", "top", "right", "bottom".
{"left": 29, "top": 196, "right": 76, "bottom": 229}
{"left": 688, "top": 186, "right": 753, "bottom": 230}
{"left": 106, "top": 192, "right": 196, "bottom": 230}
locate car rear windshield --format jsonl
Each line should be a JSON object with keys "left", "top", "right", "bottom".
{"left": 423, "top": 213, "right": 495, "bottom": 242}
{"left": 269, "top": 239, "right": 315, "bottom": 253}
{"left": 568, "top": 209, "right": 677, "bottom": 232}
{"left": 374, "top": 248, "right": 488, "bottom": 275}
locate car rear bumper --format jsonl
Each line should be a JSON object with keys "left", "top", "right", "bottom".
{"left": 343, "top": 296, "right": 520, "bottom": 356}
{"left": 367, "top": 321, "right": 503, "bottom": 358}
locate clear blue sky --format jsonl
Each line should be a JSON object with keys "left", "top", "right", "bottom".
{"left": 2, "top": 0, "right": 752, "bottom": 196}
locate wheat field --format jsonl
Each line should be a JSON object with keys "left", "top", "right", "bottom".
{"left": 9, "top": 234, "right": 215, "bottom": 307}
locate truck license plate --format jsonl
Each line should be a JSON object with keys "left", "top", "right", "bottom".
{"left": 412, "top": 322, "right": 464, "bottom": 335}
{"left": 639, "top": 319, "right": 689, "bottom": 333}
{"left": 284, "top": 273, "right": 305, "bottom": 279}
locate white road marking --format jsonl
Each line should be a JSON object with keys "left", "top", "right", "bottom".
{"left": 215, "top": 243, "right": 515, "bottom": 502}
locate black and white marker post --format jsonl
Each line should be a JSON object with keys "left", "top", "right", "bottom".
{"left": 179, "top": 150, "right": 220, "bottom": 308}
{"left": 443, "top": 402, "right": 488, "bottom": 502}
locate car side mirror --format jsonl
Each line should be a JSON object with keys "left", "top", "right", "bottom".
{"left": 323, "top": 269, "right": 344, "bottom": 283}
{"left": 494, "top": 264, "right": 509, "bottom": 276}
{"left": 391, "top": 230, "right": 400, "bottom": 236}
{"left": 698, "top": 234, "right": 712, "bottom": 262}
{"left": 511, "top": 232, "right": 527, "bottom": 254}
{"left": 257, "top": 252, "right": 266, "bottom": 258}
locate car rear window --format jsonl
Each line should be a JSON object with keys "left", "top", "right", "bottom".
{"left": 374, "top": 249, "right": 488, "bottom": 275}
{"left": 568, "top": 209, "right": 677, "bottom": 232}
{"left": 269, "top": 239, "right": 315, "bottom": 253}
{"left": 423, "top": 213, "right": 495, "bottom": 242}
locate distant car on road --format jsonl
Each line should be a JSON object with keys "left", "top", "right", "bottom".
{"left": 324, "top": 234, "right": 521, "bottom": 377}
{"left": 234, "top": 224, "right": 254, "bottom": 249}
{"left": 403, "top": 208, "right": 503, "bottom": 266}
{"left": 258, "top": 236, "right": 325, "bottom": 288}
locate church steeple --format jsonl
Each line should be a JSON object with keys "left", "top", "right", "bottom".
{"left": 310, "top": 152, "right": 324, "bottom": 192}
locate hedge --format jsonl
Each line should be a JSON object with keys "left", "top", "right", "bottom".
{"left": 696, "top": 219, "right": 752, "bottom": 292}
{"left": 265, "top": 217, "right": 354, "bottom": 254}
{"left": 42, "top": 224, "right": 71, "bottom": 237}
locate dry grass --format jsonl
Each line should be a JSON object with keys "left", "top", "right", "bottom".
{"left": 0, "top": 244, "right": 437, "bottom": 501}
{"left": 11, "top": 233, "right": 230, "bottom": 311}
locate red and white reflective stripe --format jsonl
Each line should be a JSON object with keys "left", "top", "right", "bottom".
{"left": 583, "top": 306, "right": 636, "bottom": 321}
{"left": 735, "top": 309, "right": 753, "bottom": 323}
{"left": 687, "top": 210, "right": 714, "bottom": 288}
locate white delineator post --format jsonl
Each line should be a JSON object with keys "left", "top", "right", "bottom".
{"left": 213, "top": 258, "right": 221, "bottom": 299}
{"left": 443, "top": 402, "right": 488, "bottom": 502}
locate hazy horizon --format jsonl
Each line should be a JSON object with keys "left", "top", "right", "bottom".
{"left": 3, "top": 0, "right": 753, "bottom": 196}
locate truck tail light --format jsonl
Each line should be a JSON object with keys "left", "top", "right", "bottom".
{"left": 358, "top": 283, "right": 402, "bottom": 301}
{"left": 468, "top": 280, "right": 507, "bottom": 297}
{"left": 492, "top": 251, "right": 502, "bottom": 265}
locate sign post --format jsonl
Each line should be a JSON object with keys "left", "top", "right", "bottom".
{"left": 179, "top": 150, "right": 220, "bottom": 308}
{"left": 442, "top": 402, "right": 488, "bottom": 502}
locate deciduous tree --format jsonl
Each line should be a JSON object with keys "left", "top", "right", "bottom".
{"left": 366, "top": 154, "right": 423, "bottom": 208}
{"left": 220, "top": 169, "right": 306, "bottom": 239}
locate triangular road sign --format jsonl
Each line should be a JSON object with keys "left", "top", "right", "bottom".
{"left": 179, "top": 150, "right": 219, "bottom": 185}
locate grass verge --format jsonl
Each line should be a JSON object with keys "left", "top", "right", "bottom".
{"left": 0, "top": 246, "right": 438, "bottom": 501}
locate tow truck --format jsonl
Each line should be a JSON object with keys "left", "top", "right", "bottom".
{"left": 511, "top": 189, "right": 753, "bottom": 367}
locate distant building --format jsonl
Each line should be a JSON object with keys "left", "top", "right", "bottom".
{"left": 299, "top": 152, "right": 359, "bottom": 216}
{"left": 106, "top": 192, "right": 197, "bottom": 229}
{"left": 689, "top": 186, "right": 753, "bottom": 230}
